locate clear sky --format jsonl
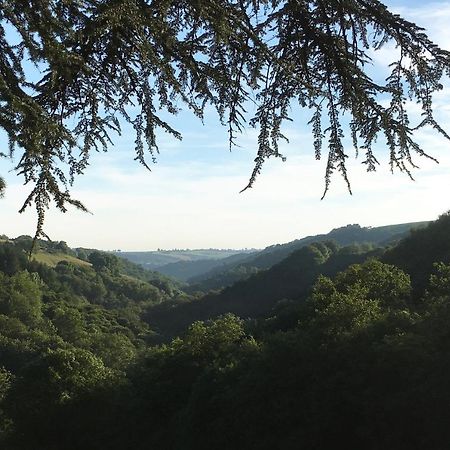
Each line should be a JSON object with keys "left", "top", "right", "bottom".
{"left": 1, "top": 1, "right": 450, "bottom": 251}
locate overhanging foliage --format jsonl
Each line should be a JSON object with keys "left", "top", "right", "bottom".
{"left": 1, "top": 0, "right": 449, "bottom": 237}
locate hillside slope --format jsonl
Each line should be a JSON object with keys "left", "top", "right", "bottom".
{"left": 383, "top": 212, "right": 450, "bottom": 294}
{"left": 188, "top": 221, "right": 428, "bottom": 291}
{"left": 153, "top": 251, "right": 258, "bottom": 281}
{"left": 147, "top": 242, "right": 382, "bottom": 337}
{"left": 114, "top": 248, "right": 256, "bottom": 269}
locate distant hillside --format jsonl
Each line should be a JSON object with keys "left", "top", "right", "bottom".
{"left": 188, "top": 221, "right": 429, "bottom": 291}
{"left": 113, "top": 248, "right": 256, "bottom": 270}
{"left": 32, "top": 251, "right": 91, "bottom": 268}
{"left": 2, "top": 235, "right": 90, "bottom": 267}
{"left": 146, "top": 218, "right": 442, "bottom": 338}
{"left": 0, "top": 234, "right": 184, "bottom": 299}
{"left": 147, "top": 242, "right": 382, "bottom": 338}
{"left": 153, "top": 251, "right": 258, "bottom": 281}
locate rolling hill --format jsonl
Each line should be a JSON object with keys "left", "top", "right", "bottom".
{"left": 186, "top": 221, "right": 429, "bottom": 291}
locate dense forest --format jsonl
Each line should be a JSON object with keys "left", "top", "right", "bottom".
{"left": 1, "top": 214, "right": 450, "bottom": 449}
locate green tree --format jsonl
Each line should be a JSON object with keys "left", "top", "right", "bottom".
{"left": 333, "top": 259, "right": 412, "bottom": 308}
{"left": 1, "top": 0, "right": 449, "bottom": 236}
{"left": 181, "top": 314, "right": 248, "bottom": 368}
{"left": 5, "top": 346, "right": 117, "bottom": 448}
{"left": 50, "top": 305, "right": 87, "bottom": 344}
{"left": 0, "top": 244, "right": 27, "bottom": 276}
{"left": 0, "top": 271, "right": 43, "bottom": 327}
{"left": 88, "top": 251, "right": 120, "bottom": 275}
{"left": 90, "top": 333, "right": 136, "bottom": 370}
{"left": 0, "top": 367, "right": 13, "bottom": 439}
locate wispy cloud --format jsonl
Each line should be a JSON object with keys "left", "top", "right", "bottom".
{"left": 2, "top": 1, "right": 450, "bottom": 250}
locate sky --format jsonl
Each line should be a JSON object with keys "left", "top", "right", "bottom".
{"left": 1, "top": 0, "right": 450, "bottom": 251}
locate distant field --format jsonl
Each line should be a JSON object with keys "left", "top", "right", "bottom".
{"left": 32, "top": 252, "right": 91, "bottom": 268}
{"left": 115, "top": 249, "right": 256, "bottom": 268}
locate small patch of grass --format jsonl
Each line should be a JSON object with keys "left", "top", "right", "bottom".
{"left": 32, "top": 252, "right": 92, "bottom": 268}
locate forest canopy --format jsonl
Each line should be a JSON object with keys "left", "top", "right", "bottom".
{"left": 1, "top": 0, "right": 450, "bottom": 236}
{"left": 2, "top": 214, "right": 450, "bottom": 449}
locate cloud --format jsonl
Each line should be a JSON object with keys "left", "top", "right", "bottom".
{"left": 2, "top": 1, "right": 450, "bottom": 250}
{"left": 395, "top": 2, "right": 450, "bottom": 41}
{"left": 3, "top": 132, "right": 449, "bottom": 251}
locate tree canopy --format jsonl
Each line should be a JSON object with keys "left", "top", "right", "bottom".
{"left": 1, "top": 0, "right": 450, "bottom": 236}
{"left": 2, "top": 212, "right": 450, "bottom": 448}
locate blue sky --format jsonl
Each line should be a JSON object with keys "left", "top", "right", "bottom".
{"left": 1, "top": 1, "right": 450, "bottom": 250}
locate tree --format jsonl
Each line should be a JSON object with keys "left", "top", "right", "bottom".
{"left": 0, "top": 367, "right": 13, "bottom": 438}
{"left": 1, "top": 0, "right": 449, "bottom": 237}
{"left": 333, "top": 259, "right": 411, "bottom": 308}
{"left": 88, "top": 251, "right": 120, "bottom": 274}
{"left": 0, "top": 271, "right": 43, "bottom": 327}
{"left": 0, "top": 243, "right": 27, "bottom": 276}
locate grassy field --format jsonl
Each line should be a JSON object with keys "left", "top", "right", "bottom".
{"left": 32, "top": 252, "right": 91, "bottom": 268}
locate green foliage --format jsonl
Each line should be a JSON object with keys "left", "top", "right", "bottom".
{"left": 114, "top": 254, "right": 183, "bottom": 296}
{"left": 0, "top": 271, "right": 43, "bottom": 326}
{"left": 180, "top": 314, "right": 248, "bottom": 368}
{"left": 149, "top": 241, "right": 380, "bottom": 338}
{"left": 0, "top": 244, "right": 27, "bottom": 276}
{"left": 0, "top": 368, "right": 13, "bottom": 439}
{"left": 2, "top": 217, "right": 450, "bottom": 449}
{"left": 90, "top": 333, "right": 136, "bottom": 370}
{"left": 8, "top": 347, "right": 115, "bottom": 408}
{"left": 384, "top": 211, "right": 450, "bottom": 294}
{"left": 10, "top": 236, "right": 34, "bottom": 253}
{"left": 307, "top": 273, "right": 384, "bottom": 336}
{"left": 187, "top": 263, "right": 259, "bottom": 293}
{"left": 88, "top": 251, "right": 121, "bottom": 275}
{"left": 156, "top": 256, "right": 254, "bottom": 283}
{"left": 304, "top": 260, "right": 412, "bottom": 338}
{"left": 333, "top": 259, "right": 411, "bottom": 308}
{"left": 427, "top": 262, "right": 450, "bottom": 299}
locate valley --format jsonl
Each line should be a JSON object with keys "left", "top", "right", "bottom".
{"left": 1, "top": 215, "right": 449, "bottom": 449}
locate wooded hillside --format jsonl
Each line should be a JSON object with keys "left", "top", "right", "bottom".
{"left": 1, "top": 214, "right": 450, "bottom": 449}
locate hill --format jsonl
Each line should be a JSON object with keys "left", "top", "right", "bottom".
{"left": 383, "top": 212, "right": 450, "bottom": 294}
{"left": 113, "top": 248, "right": 256, "bottom": 270}
{"left": 2, "top": 214, "right": 450, "bottom": 450}
{"left": 152, "top": 251, "right": 258, "bottom": 281}
{"left": 31, "top": 251, "right": 92, "bottom": 268}
{"left": 146, "top": 241, "right": 383, "bottom": 338}
{"left": 0, "top": 234, "right": 184, "bottom": 302}
{"left": 187, "top": 221, "right": 429, "bottom": 291}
